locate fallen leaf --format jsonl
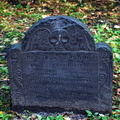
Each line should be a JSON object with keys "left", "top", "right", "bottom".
{"left": 117, "top": 88, "right": 120, "bottom": 96}
{"left": 114, "top": 25, "right": 120, "bottom": 29}
{"left": 41, "top": 15, "right": 49, "bottom": 18}
{"left": 63, "top": 117, "right": 71, "bottom": 120}
{"left": 109, "top": 36, "right": 119, "bottom": 40}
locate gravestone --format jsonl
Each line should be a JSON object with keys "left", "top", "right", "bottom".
{"left": 7, "top": 16, "right": 113, "bottom": 113}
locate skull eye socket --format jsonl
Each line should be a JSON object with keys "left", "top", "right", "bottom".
{"left": 49, "top": 37, "right": 58, "bottom": 44}
{"left": 61, "top": 37, "right": 69, "bottom": 43}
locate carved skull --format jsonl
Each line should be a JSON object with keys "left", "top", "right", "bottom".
{"left": 49, "top": 29, "right": 70, "bottom": 51}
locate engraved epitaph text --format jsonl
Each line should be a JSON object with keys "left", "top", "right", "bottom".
{"left": 22, "top": 52, "right": 98, "bottom": 103}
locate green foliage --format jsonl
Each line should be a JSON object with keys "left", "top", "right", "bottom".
{"left": 0, "top": 113, "right": 14, "bottom": 120}
{"left": 0, "top": 83, "right": 11, "bottom": 111}
{"left": 0, "top": 2, "right": 10, "bottom": 11}
{"left": 85, "top": 110, "right": 95, "bottom": 119}
{"left": 15, "top": 3, "right": 23, "bottom": 9}
{"left": 38, "top": 115, "right": 64, "bottom": 120}
{"left": 55, "top": 115, "right": 64, "bottom": 120}
{"left": 85, "top": 110, "right": 120, "bottom": 120}
{"left": 46, "top": 116, "right": 55, "bottom": 120}
{"left": 0, "top": 56, "right": 8, "bottom": 80}
{"left": 26, "top": 5, "right": 30, "bottom": 12}
{"left": 0, "top": 66, "right": 8, "bottom": 78}
{"left": 22, "top": 112, "right": 65, "bottom": 120}
{"left": 60, "top": 0, "right": 67, "bottom": 2}
{"left": 91, "top": 24, "right": 120, "bottom": 68}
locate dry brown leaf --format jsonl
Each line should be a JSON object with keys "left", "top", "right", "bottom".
{"left": 109, "top": 36, "right": 119, "bottom": 40}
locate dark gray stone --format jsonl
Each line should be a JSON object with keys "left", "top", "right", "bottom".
{"left": 7, "top": 16, "right": 113, "bottom": 114}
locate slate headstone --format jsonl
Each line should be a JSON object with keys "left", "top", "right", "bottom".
{"left": 7, "top": 16, "right": 113, "bottom": 113}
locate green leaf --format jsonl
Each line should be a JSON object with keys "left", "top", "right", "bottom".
{"left": 0, "top": 113, "right": 4, "bottom": 118}
{"left": 56, "top": 115, "right": 64, "bottom": 120}
{"left": 4, "top": 114, "right": 12, "bottom": 120}
{"left": 114, "top": 109, "right": 120, "bottom": 112}
{"left": 94, "top": 112, "right": 99, "bottom": 116}
{"left": 46, "top": 116, "right": 55, "bottom": 120}
{"left": 3, "top": 86, "right": 10, "bottom": 90}
{"left": 85, "top": 110, "right": 93, "bottom": 116}
{"left": 101, "top": 117, "right": 108, "bottom": 120}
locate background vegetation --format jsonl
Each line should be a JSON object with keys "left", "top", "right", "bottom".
{"left": 0, "top": 0, "right": 120, "bottom": 119}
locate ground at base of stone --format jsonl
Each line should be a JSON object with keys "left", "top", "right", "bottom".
{"left": 20, "top": 112, "right": 86, "bottom": 120}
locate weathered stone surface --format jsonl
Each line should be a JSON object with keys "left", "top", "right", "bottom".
{"left": 7, "top": 16, "right": 113, "bottom": 113}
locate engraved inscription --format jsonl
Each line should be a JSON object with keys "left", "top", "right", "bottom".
{"left": 22, "top": 52, "right": 99, "bottom": 102}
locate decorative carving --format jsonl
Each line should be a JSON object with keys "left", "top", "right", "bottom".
{"left": 22, "top": 16, "right": 95, "bottom": 51}
{"left": 96, "top": 42, "right": 113, "bottom": 109}
{"left": 7, "top": 44, "right": 24, "bottom": 105}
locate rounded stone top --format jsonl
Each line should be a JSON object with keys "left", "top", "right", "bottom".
{"left": 22, "top": 15, "right": 95, "bottom": 51}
